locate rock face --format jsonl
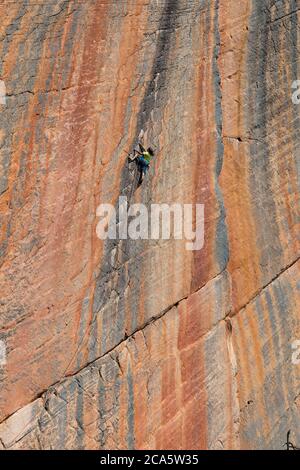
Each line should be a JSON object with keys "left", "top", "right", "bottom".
{"left": 0, "top": 0, "right": 299, "bottom": 450}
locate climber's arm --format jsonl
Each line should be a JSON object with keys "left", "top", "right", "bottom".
{"left": 128, "top": 148, "right": 143, "bottom": 161}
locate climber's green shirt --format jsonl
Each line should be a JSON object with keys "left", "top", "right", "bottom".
{"left": 142, "top": 151, "right": 152, "bottom": 163}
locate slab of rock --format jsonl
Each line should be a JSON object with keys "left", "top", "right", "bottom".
{"left": 0, "top": 0, "right": 299, "bottom": 449}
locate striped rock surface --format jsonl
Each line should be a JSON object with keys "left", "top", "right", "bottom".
{"left": 0, "top": 0, "right": 299, "bottom": 450}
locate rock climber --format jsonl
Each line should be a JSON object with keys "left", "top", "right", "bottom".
{"left": 129, "top": 143, "right": 155, "bottom": 183}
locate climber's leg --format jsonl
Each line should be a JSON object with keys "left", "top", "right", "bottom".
{"left": 138, "top": 157, "right": 149, "bottom": 183}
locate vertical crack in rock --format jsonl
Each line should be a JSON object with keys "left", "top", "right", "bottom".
{"left": 213, "top": 0, "right": 229, "bottom": 271}
{"left": 225, "top": 318, "right": 240, "bottom": 448}
{"left": 136, "top": 0, "right": 179, "bottom": 141}
{"left": 289, "top": 0, "right": 300, "bottom": 193}
{"left": 247, "top": 1, "right": 282, "bottom": 281}
{"left": 126, "top": 362, "right": 135, "bottom": 449}
{"left": 92, "top": 0, "right": 181, "bottom": 365}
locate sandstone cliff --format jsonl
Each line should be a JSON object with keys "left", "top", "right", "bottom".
{"left": 0, "top": 0, "right": 299, "bottom": 450}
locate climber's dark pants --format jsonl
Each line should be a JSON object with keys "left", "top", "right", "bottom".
{"left": 138, "top": 156, "right": 149, "bottom": 174}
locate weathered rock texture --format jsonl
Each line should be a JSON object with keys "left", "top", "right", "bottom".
{"left": 0, "top": 0, "right": 299, "bottom": 450}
